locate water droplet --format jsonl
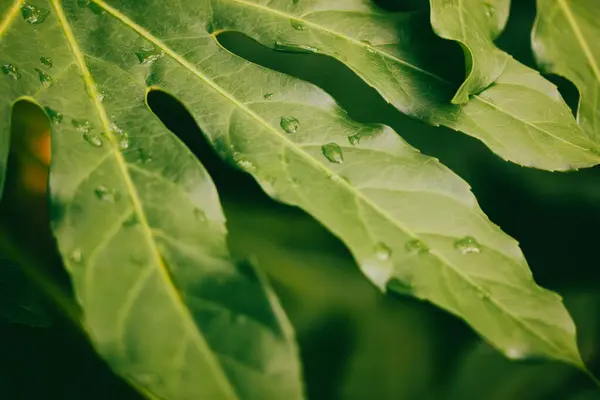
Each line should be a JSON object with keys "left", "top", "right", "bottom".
{"left": 454, "top": 236, "right": 482, "bottom": 254}
{"left": 484, "top": 3, "right": 495, "bottom": 18}
{"left": 119, "top": 133, "right": 130, "bottom": 149}
{"left": 96, "top": 90, "right": 106, "bottom": 102}
{"left": 205, "top": 21, "right": 215, "bottom": 34}
{"left": 83, "top": 132, "right": 103, "bottom": 147}
{"left": 44, "top": 107, "right": 63, "bottom": 124}
{"left": 374, "top": 242, "right": 392, "bottom": 261}
{"left": 135, "top": 48, "right": 163, "bottom": 65}
{"left": 138, "top": 148, "right": 152, "bottom": 163}
{"left": 274, "top": 41, "right": 318, "bottom": 54}
{"left": 360, "top": 39, "right": 373, "bottom": 46}
{"left": 405, "top": 239, "right": 429, "bottom": 254}
{"left": 505, "top": 347, "right": 526, "bottom": 360}
{"left": 290, "top": 19, "right": 305, "bottom": 31}
{"left": 348, "top": 133, "right": 364, "bottom": 145}
{"left": 194, "top": 208, "right": 207, "bottom": 221}
{"left": 123, "top": 213, "right": 138, "bottom": 227}
{"left": 2, "top": 64, "right": 21, "bottom": 80}
{"left": 330, "top": 174, "right": 349, "bottom": 184}
{"left": 321, "top": 142, "right": 344, "bottom": 164}
{"left": 69, "top": 249, "right": 82, "bottom": 263}
{"left": 387, "top": 277, "right": 414, "bottom": 296}
{"left": 280, "top": 116, "right": 299, "bottom": 133}
{"left": 72, "top": 119, "right": 91, "bottom": 133}
{"left": 21, "top": 3, "right": 50, "bottom": 24}
{"left": 40, "top": 56, "right": 53, "bottom": 68}
{"left": 35, "top": 68, "right": 54, "bottom": 87}
{"left": 263, "top": 92, "right": 274, "bottom": 100}
{"left": 94, "top": 185, "right": 117, "bottom": 202}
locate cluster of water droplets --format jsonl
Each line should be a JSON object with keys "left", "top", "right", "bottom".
{"left": 21, "top": 3, "right": 50, "bottom": 24}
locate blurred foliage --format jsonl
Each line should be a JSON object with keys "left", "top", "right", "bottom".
{"left": 2, "top": 0, "right": 600, "bottom": 398}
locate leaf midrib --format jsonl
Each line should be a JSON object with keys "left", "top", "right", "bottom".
{"left": 557, "top": 0, "right": 600, "bottom": 84}
{"left": 92, "top": 0, "right": 574, "bottom": 360}
{"left": 0, "top": 0, "right": 22, "bottom": 40}
{"left": 222, "top": 0, "right": 598, "bottom": 157}
{"left": 49, "top": 1, "right": 238, "bottom": 398}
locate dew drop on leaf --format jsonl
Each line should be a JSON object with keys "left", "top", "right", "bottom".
{"left": 138, "top": 148, "right": 152, "bottom": 163}
{"left": 454, "top": 236, "right": 482, "bottom": 254}
{"left": 44, "top": 106, "right": 63, "bottom": 124}
{"left": 40, "top": 56, "right": 53, "bottom": 68}
{"left": 405, "top": 239, "right": 429, "bottom": 254}
{"left": 386, "top": 277, "right": 414, "bottom": 296}
{"left": 2, "top": 64, "right": 21, "bottom": 80}
{"left": 119, "top": 133, "right": 130, "bottom": 150}
{"left": 135, "top": 48, "right": 163, "bottom": 64}
{"left": 348, "top": 133, "right": 362, "bottom": 145}
{"left": 83, "top": 132, "right": 103, "bottom": 147}
{"left": 290, "top": 19, "right": 305, "bottom": 31}
{"left": 263, "top": 92, "right": 274, "bottom": 99}
{"left": 35, "top": 68, "right": 54, "bottom": 87}
{"left": 280, "top": 116, "right": 299, "bottom": 133}
{"left": 194, "top": 208, "right": 207, "bottom": 222}
{"left": 72, "top": 119, "right": 91, "bottom": 133}
{"left": 122, "top": 213, "right": 138, "bottom": 227}
{"left": 484, "top": 3, "right": 495, "bottom": 18}
{"left": 374, "top": 242, "right": 392, "bottom": 261}
{"left": 321, "top": 142, "right": 344, "bottom": 164}
{"left": 21, "top": 3, "right": 50, "bottom": 24}
{"left": 69, "top": 249, "right": 83, "bottom": 263}
{"left": 94, "top": 185, "right": 117, "bottom": 202}
{"left": 505, "top": 347, "right": 527, "bottom": 360}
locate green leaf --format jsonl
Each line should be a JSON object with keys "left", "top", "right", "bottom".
{"left": 429, "top": 0, "right": 510, "bottom": 103}
{"left": 0, "top": 257, "right": 50, "bottom": 327}
{"left": 208, "top": 0, "right": 600, "bottom": 170}
{"left": 532, "top": 0, "right": 600, "bottom": 141}
{"left": 0, "top": 0, "right": 584, "bottom": 381}
{"left": 0, "top": 1, "right": 303, "bottom": 399}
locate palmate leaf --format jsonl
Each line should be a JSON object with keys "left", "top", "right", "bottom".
{"left": 0, "top": 0, "right": 587, "bottom": 389}
{"left": 532, "top": 0, "right": 600, "bottom": 142}
{"left": 429, "top": 0, "right": 510, "bottom": 104}
{"left": 0, "top": 1, "right": 303, "bottom": 399}
{"left": 209, "top": 0, "right": 600, "bottom": 170}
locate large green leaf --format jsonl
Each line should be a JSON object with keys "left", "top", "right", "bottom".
{"left": 0, "top": 257, "right": 50, "bottom": 327}
{"left": 429, "top": 0, "right": 510, "bottom": 103}
{"left": 0, "top": 0, "right": 586, "bottom": 382}
{"left": 0, "top": 1, "right": 303, "bottom": 399}
{"left": 532, "top": 0, "right": 600, "bottom": 142}
{"left": 209, "top": 0, "right": 600, "bottom": 170}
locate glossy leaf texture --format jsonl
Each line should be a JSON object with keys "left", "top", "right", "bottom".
{"left": 429, "top": 0, "right": 510, "bottom": 104}
{"left": 0, "top": 1, "right": 303, "bottom": 399}
{"left": 0, "top": 0, "right": 586, "bottom": 380}
{"left": 532, "top": 0, "right": 600, "bottom": 142}
{"left": 209, "top": 0, "right": 600, "bottom": 170}
{"left": 0, "top": 257, "right": 50, "bottom": 327}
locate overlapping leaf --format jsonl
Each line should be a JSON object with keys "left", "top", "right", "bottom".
{"left": 429, "top": 0, "right": 510, "bottom": 103}
{"left": 0, "top": 0, "right": 587, "bottom": 387}
{"left": 209, "top": 0, "right": 600, "bottom": 170}
{"left": 0, "top": 1, "right": 303, "bottom": 399}
{"left": 532, "top": 0, "right": 600, "bottom": 142}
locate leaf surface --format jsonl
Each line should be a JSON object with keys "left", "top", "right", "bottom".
{"left": 209, "top": 0, "right": 600, "bottom": 170}
{"left": 429, "top": 0, "right": 510, "bottom": 103}
{"left": 0, "top": 0, "right": 585, "bottom": 380}
{"left": 532, "top": 0, "right": 600, "bottom": 141}
{"left": 0, "top": 1, "right": 303, "bottom": 399}
{"left": 0, "top": 257, "right": 50, "bottom": 327}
